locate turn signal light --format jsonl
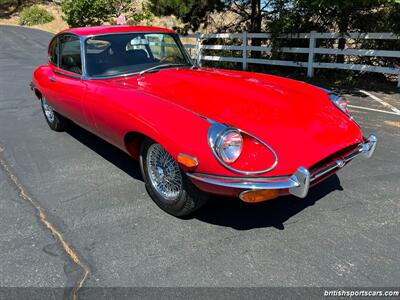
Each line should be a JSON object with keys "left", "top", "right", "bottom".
{"left": 239, "top": 189, "right": 279, "bottom": 203}
{"left": 177, "top": 153, "right": 199, "bottom": 168}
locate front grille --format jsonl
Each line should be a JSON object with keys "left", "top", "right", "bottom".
{"left": 308, "top": 143, "right": 360, "bottom": 185}
{"left": 309, "top": 143, "right": 359, "bottom": 174}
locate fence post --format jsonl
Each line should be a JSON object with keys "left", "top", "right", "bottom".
{"left": 398, "top": 73, "right": 400, "bottom": 88}
{"left": 307, "top": 31, "right": 316, "bottom": 77}
{"left": 196, "top": 34, "right": 202, "bottom": 67}
{"left": 242, "top": 31, "right": 248, "bottom": 70}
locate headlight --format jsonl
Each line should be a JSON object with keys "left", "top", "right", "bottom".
{"left": 215, "top": 129, "right": 243, "bottom": 163}
{"left": 329, "top": 94, "right": 350, "bottom": 116}
{"left": 316, "top": 86, "right": 351, "bottom": 116}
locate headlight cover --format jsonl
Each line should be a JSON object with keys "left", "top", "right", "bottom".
{"left": 329, "top": 94, "right": 351, "bottom": 116}
{"left": 215, "top": 129, "right": 243, "bottom": 164}
{"left": 315, "top": 86, "right": 352, "bottom": 117}
{"left": 207, "top": 122, "right": 278, "bottom": 175}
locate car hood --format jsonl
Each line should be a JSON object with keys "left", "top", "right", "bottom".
{"left": 115, "top": 68, "right": 363, "bottom": 174}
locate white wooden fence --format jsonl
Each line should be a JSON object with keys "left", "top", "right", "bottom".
{"left": 181, "top": 32, "right": 400, "bottom": 87}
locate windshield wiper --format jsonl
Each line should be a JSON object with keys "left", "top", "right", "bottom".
{"left": 139, "top": 63, "right": 188, "bottom": 76}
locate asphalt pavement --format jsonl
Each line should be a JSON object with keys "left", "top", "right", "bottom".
{"left": 0, "top": 25, "right": 399, "bottom": 298}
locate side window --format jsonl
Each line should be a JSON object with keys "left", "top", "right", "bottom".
{"left": 59, "top": 35, "right": 82, "bottom": 75}
{"left": 49, "top": 38, "right": 58, "bottom": 65}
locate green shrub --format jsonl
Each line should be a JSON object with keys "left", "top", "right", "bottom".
{"left": 61, "top": 0, "right": 154, "bottom": 28}
{"left": 19, "top": 6, "right": 54, "bottom": 26}
{"left": 61, "top": 0, "right": 111, "bottom": 27}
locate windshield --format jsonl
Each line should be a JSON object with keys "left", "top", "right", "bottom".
{"left": 85, "top": 33, "right": 192, "bottom": 78}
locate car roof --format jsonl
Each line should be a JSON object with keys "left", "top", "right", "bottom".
{"left": 61, "top": 25, "right": 176, "bottom": 37}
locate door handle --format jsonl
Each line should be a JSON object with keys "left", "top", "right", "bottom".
{"left": 49, "top": 77, "right": 56, "bottom": 82}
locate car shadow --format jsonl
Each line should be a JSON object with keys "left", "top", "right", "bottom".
{"left": 192, "top": 175, "right": 343, "bottom": 230}
{"left": 65, "top": 123, "right": 342, "bottom": 230}
{"left": 66, "top": 123, "right": 143, "bottom": 181}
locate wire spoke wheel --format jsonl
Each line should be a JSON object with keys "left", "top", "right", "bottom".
{"left": 146, "top": 143, "right": 182, "bottom": 201}
{"left": 42, "top": 97, "right": 55, "bottom": 123}
{"left": 140, "top": 139, "right": 209, "bottom": 216}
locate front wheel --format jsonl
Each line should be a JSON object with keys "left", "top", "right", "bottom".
{"left": 40, "top": 96, "right": 69, "bottom": 132}
{"left": 140, "top": 139, "right": 208, "bottom": 217}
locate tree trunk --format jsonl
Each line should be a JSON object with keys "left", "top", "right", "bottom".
{"left": 250, "top": 0, "right": 262, "bottom": 59}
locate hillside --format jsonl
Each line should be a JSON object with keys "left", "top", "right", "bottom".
{"left": 0, "top": 0, "right": 179, "bottom": 33}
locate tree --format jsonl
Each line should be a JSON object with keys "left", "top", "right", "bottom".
{"left": 148, "top": 0, "right": 282, "bottom": 58}
{"left": 148, "top": 0, "right": 280, "bottom": 33}
{"left": 269, "top": 0, "right": 400, "bottom": 62}
{"left": 148, "top": 0, "right": 225, "bottom": 33}
{"left": 62, "top": 0, "right": 113, "bottom": 27}
{"left": 222, "top": 1, "right": 284, "bottom": 58}
{"left": 302, "top": 0, "right": 398, "bottom": 62}
{"left": 149, "top": 0, "right": 399, "bottom": 62}
{"left": 0, "top": 0, "right": 24, "bottom": 17}
{"left": 62, "top": 0, "right": 152, "bottom": 27}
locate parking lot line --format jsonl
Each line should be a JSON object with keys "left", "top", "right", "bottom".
{"left": 348, "top": 104, "right": 400, "bottom": 116}
{"left": 359, "top": 90, "right": 400, "bottom": 114}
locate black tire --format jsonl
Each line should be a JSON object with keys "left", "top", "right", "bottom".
{"left": 140, "top": 138, "right": 208, "bottom": 217}
{"left": 40, "top": 96, "right": 69, "bottom": 132}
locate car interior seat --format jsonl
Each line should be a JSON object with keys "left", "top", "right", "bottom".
{"left": 62, "top": 55, "right": 82, "bottom": 74}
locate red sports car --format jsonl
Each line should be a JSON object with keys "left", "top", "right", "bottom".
{"left": 31, "top": 25, "right": 377, "bottom": 216}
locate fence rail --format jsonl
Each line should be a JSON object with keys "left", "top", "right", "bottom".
{"left": 181, "top": 31, "right": 400, "bottom": 87}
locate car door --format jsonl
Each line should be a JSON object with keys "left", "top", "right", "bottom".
{"left": 48, "top": 34, "right": 90, "bottom": 128}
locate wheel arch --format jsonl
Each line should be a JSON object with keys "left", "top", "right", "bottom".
{"left": 123, "top": 128, "right": 188, "bottom": 162}
{"left": 123, "top": 131, "right": 148, "bottom": 160}
{"left": 33, "top": 88, "right": 42, "bottom": 100}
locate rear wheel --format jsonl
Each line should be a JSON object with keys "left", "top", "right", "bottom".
{"left": 40, "top": 96, "right": 69, "bottom": 132}
{"left": 140, "top": 139, "right": 208, "bottom": 217}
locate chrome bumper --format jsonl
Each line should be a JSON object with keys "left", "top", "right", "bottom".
{"left": 187, "top": 135, "right": 377, "bottom": 199}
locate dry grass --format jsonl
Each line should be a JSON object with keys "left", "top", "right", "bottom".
{"left": 0, "top": 2, "right": 68, "bottom": 33}
{"left": 384, "top": 120, "right": 400, "bottom": 128}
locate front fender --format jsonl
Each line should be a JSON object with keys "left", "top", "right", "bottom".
{"left": 85, "top": 81, "right": 228, "bottom": 174}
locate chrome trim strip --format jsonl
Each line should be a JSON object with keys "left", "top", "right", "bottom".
{"left": 187, "top": 173, "right": 290, "bottom": 181}
{"left": 54, "top": 70, "right": 82, "bottom": 80}
{"left": 207, "top": 122, "right": 278, "bottom": 175}
{"left": 80, "top": 35, "right": 88, "bottom": 78}
{"left": 187, "top": 172, "right": 300, "bottom": 190}
{"left": 188, "top": 135, "right": 377, "bottom": 199}
{"left": 310, "top": 134, "right": 377, "bottom": 182}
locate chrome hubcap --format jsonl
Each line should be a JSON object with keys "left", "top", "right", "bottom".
{"left": 42, "top": 97, "right": 55, "bottom": 123}
{"left": 146, "top": 143, "right": 182, "bottom": 201}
